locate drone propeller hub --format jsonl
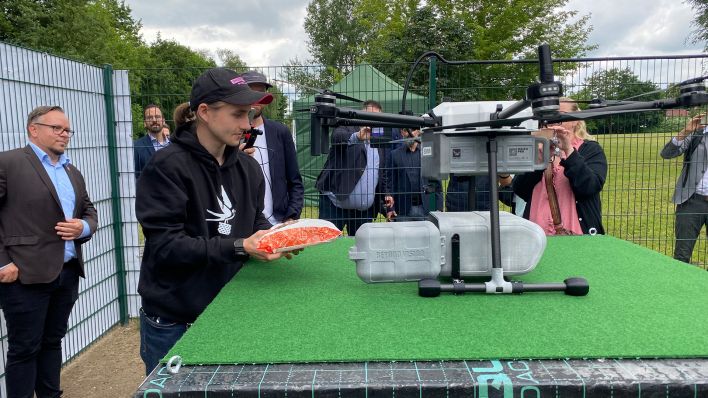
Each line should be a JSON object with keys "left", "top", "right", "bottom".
{"left": 314, "top": 93, "right": 337, "bottom": 106}
{"left": 679, "top": 81, "right": 706, "bottom": 99}
{"left": 526, "top": 81, "right": 563, "bottom": 117}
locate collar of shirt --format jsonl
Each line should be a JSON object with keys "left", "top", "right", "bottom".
{"left": 148, "top": 133, "right": 170, "bottom": 146}
{"left": 29, "top": 141, "right": 70, "bottom": 167}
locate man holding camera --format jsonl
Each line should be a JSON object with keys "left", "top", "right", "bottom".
{"left": 238, "top": 70, "right": 304, "bottom": 225}
{"left": 661, "top": 114, "right": 708, "bottom": 263}
{"left": 316, "top": 100, "right": 392, "bottom": 235}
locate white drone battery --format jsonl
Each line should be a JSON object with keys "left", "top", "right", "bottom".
{"left": 429, "top": 211, "right": 546, "bottom": 277}
{"left": 349, "top": 221, "right": 443, "bottom": 283}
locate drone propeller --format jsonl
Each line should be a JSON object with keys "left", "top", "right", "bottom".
{"left": 424, "top": 108, "right": 662, "bottom": 132}
{"left": 272, "top": 78, "right": 363, "bottom": 103}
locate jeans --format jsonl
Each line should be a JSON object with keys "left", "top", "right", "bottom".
{"left": 139, "top": 308, "right": 189, "bottom": 376}
{"left": 0, "top": 262, "right": 79, "bottom": 398}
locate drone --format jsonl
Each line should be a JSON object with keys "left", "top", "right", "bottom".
{"left": 306, "top": 44, "right": 708, "bottom": 297}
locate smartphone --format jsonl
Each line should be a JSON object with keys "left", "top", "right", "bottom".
{"left": 701, "top": 115, "right": 708, "bottom": 125}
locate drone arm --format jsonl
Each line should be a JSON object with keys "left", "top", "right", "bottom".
{"left": 496, "top": 99, "right": 531, "bottom": 120}
{"left": 334, "top": 108, "right": 437, "bottom": 128}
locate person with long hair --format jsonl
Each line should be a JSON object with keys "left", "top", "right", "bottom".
{"left": 513, "top": 99, "right": 608, "bottom": 235}
{"left": 136, "top": 68, "right": 300, "bottom": 376}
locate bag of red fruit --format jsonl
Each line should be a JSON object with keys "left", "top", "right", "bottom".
{"left": 257, "top": 219, "right": 342, "bottom": 254}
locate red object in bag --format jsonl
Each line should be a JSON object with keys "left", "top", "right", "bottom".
{"left": 257, "top": 220, "right": 341, "bottom": 253}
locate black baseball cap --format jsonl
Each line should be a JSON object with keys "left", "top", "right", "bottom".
{"left": 190, "top": 67, "right": 273, "bottom": 111}
{"left": 239, "top": 70, "right": 273, "bottom": 89}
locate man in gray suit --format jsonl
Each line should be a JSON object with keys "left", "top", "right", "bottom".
{"left": 0, "top": 106, "right": 98, "bottom": 398}
{"left": 661, "top": 114, "right": 708, "bottom": 263}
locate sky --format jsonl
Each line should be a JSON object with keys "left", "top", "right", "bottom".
{"left": 123, "top": 0, "right": 705, "bottom": 67}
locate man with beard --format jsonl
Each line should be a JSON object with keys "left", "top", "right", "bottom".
{"left": 239, "top": 70, "right": 304, "bottom": 225}
{"left": 383, "top": 128, "right": 442, "bottom": 221}
{"left": 134, "top": 104, "right": 170, "bottom": 180}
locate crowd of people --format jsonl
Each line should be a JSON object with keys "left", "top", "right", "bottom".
{"left": 0, "top": 67, "right": 706, "bottom": 396}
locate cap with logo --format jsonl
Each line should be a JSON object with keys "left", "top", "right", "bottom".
{"left": 239, "top": 70, "right": 273, "bottom": 89}
{"left": 190, "top": 67, "right": 273, "bottom": 111}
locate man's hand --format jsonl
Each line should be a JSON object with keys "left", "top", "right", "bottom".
{"left": 547, "top": 125, "right": 574, "bottom": 156}
{"left": 679, "top": 114, "right": 705, "bottom": 139}
{"left": 239, "top": 142, "right": 256, "bottom": 156}
{"left": 55, "top": 219, "right": 84, "bottom": 241}
{"left": 243, "top": 229, "right": 302, "bottom": 261}
{"left": 357, "top": 127, "right": 372, "bottom": 141}
{"left": 0, "top": 263, "right": 18, "bottom": 283}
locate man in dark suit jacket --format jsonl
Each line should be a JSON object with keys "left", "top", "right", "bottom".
{"left": 134, "top": 104, "right": 170, "bottom": 180}
{"left": 315, "top": 100, "right": 391, "bottom": 235}
{"left": 240, "top": 71, "right": 304, "bottom": 224}
{"left": 660, "top": 114, "right": 708, "bottom": 263}
{"left": 0, "top": 106, "right": 98, "bottom": 398}
{"left": 383, "top": 128, "right": 443, "bottom": 221}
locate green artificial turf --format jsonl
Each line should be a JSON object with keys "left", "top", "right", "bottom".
{"left": 165, "top": 235, "right": 708, "bottom": 365}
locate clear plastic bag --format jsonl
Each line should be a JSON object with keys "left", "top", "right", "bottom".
{"left": 257, "top": 219, "right": 342, "bottom": 253}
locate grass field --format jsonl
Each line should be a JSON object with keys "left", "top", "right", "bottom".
{"left": 299, "top": 128, "right": 707, "bottom": 268}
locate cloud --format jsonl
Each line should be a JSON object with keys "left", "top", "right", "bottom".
{"left": 125, "top": 0, "right": 311, "bottom": 66}
{"left": 125, "top": 0, "right": 704, "bottom": 67}
{"left": 565, "top": 0, "right": 703, "bottom": 56}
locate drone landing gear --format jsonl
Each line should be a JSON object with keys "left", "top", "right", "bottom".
{"left": 418, "top": 277, "right": 590, "bottom": 297}
{"left": 417, "top": 134, "right": 590, "bottom": 298}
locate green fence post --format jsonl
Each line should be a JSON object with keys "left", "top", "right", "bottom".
{"left": 103, "top": 64, "right": 128, "bottom": 325}
{"left": 428, "top": 57, "right": 437, "bottom": 110}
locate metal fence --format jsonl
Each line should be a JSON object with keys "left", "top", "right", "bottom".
{"left": 0, "top": 39, "right": 707, "bottom": 395}
{"left": 0, "top": 42, "right": 139, "bottom": 396}
{"left": 131, "top": 54, "right": 708, "bottom": 267}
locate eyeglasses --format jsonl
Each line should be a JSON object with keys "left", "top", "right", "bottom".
{"left": 33, "top": 122, "right": 75, "bottom": 137}
{"left": 145, "top": 116, "right": 164, "bottom": 121}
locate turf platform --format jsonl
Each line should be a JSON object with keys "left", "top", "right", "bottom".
{"left": 165, "top": 235, "right": 708, "bottom": 365}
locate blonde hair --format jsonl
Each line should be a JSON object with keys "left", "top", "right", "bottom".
{"left": 561, "top": 97, "right": 595, "bottom": 141}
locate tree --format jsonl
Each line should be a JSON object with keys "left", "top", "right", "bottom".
{"left": 299, "top": 0, "right": 595, "bottom": 102}
{"left": 0, "top": 0, "right": 147, "bottom": 69}
{"left": 130, "top": 38, "right": 216, "bottom": 137}
{"left": 303, "top": 0, "right": 366, "bottom": 69}
{"left": 574, "top": 68, "right": 663, "bottom": 134}
{"left": 686, "top": 0, "right": 708, "bottom": 50}
{"left": 216, "top": 49, "right": 249, "bottom": 71}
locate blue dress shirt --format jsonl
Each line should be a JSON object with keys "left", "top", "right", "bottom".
{"left": 29, "top": 142, "right": 90, "bottom": 263}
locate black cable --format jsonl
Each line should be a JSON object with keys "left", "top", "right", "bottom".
{"left": 401, "top": 51, "right": 480, "bottom": 115}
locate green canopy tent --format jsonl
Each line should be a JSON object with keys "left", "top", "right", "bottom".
{"left": 293, "top": 64, "right": 429, "bottom": 207}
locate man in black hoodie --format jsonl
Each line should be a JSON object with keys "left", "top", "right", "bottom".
{"left": 136, "top": 67, "right": 298, "bottom": 375}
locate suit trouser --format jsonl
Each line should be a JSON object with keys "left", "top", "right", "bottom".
{"left": 0, "top": 260, "right": 80, "bottom": 398}
{"left": 674, "top": 194, "right": 708, "bottom": 263}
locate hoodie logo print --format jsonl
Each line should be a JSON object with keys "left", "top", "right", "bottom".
{"left": 206, "top": 186, "right": 236, "bottom": 235}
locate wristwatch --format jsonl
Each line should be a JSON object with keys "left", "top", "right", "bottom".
{"left": 233, "top": 238, "right": 249, "bottom": 258}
